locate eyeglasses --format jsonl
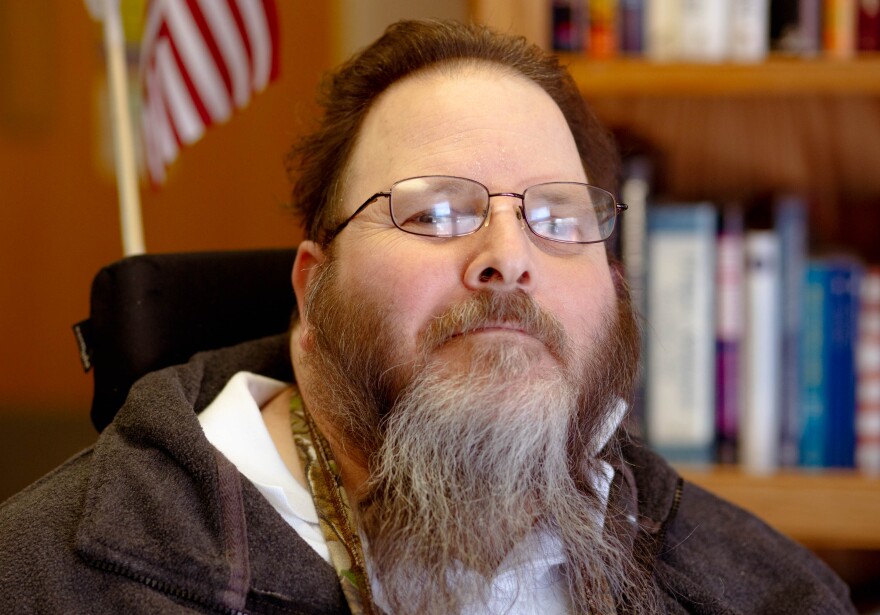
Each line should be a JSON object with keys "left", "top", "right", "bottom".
{"left": 325, "top": 175, "right": 627, "bottom": 245}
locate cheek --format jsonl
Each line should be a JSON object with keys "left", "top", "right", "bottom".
{"left": 337, "top": 240, "right": 463, "bottom": 345}
{"left": 384, "top": 269, "right": 447, "bottom": 338}
{"left": 545, "top": 255, "right": 616, "bottom": 346}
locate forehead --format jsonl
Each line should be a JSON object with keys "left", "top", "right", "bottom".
{"left": 341, "top": 64, "right": 586, "bottom": 208}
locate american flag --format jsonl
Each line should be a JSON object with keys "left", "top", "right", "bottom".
{"left": 140, "top": 0, "right": 280, "bottom": 184}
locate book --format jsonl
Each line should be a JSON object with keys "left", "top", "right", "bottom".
{"left": 620, "top": 152, "right": 653, "bottom": 320}
{"left": 646, "top": 0, "right": 682, "bottom": 60}
{"left": 824, "top": 257, "right": 862, "bottom": 468}
{"left": 645, "top": 203, "right": 717, "bottom": 463}
{"left": 824, "top": 0, "right": 857, "bottom": 57}
{"left": 620, "top": 0, "right": 646, "bottom": 53}
{"left": 856, "top": 267, "right": 880, "bottom": 474}
{"left": 729, "top": 0, "right": 771, "bottom": 61}
{"left": 775, "top": 196, "right": 808, "bottom": 467}
{"left": 800, "top": 257, "right": 863, "bottom": 468}
{"left": 679, "top": 0, "right": 730, "bottom": 61}
{"left": 799, "top": 0, "right": 824, "bottom": 54}
{"left": 771, "top": 0, "right": 804, "bottom": 52}
{"left": 857, "top": 0, "right": 880, "bottom": 50}
{"left": 741, "top": 230, "right": 782, "bottom": 474}
{"left": 715, "top": 206, "right": 745, "bottom": 464}
{"left": 618, "top": 140, "right": 657, "bottom": 437}
{"left": 589, "top": 0, "right": 620, "bottom": 58}
{"left": 552, "top": 0, "right": 587, "bottom": 51}
{"left": 800, "top": 262, "right": 828, "bottom": 467}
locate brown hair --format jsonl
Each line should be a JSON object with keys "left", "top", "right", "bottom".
{"left": 286, "top": 19, "right": 619, "bottom": 246}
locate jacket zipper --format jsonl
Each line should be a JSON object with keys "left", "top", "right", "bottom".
{"left": 654, "top": 476, "right": 684, "bottom": 555}
{"left": 88, "top": 558, "right": 246, "bottom": 615}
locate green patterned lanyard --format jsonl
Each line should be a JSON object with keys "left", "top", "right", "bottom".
{"left": 289, "top": 388, "right": 380, "bottom": 615}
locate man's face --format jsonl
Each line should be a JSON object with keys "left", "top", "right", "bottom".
{"left": 292, "top": 64, "right": 648, "bottom": 613}
{"left": 319, "top": 65, "right": 617, "bottom": 378}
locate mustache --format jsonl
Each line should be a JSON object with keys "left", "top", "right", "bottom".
{"left": 419, "top": 290, "right": 570, "bottom": 362}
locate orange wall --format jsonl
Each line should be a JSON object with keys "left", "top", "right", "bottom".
{"left": 0, "top": 2, "right": 332, "bottom": 414}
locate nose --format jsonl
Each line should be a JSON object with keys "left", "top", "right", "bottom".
{"left": 463, "top": 197, "right": 535, "bottom": 292}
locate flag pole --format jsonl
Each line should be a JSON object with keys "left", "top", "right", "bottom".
{"left": 89, "top": 0, "right": 146, "bottom": 256}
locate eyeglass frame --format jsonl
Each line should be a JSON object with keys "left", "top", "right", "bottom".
{"left": 323, "top": 175, "right": 628, "bottom": 245}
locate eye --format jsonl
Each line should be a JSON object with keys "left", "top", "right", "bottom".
{"left": 529, "top": 215, "right": 583, "bottom": 241}
{"left": 525, "top": 182, "right": 614, "bottom": 243}
{"left": 402, "top": 201, "right": 453, "bottom": 227}
{"left": 412, "top": 210, "right": 452, "bottom": 225}
{"left": 397, "top": 200, "right": 484, "bottom": 237}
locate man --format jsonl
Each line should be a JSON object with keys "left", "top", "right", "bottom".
{"left": 0, "top": 20, "right": 855, "bottom": 614}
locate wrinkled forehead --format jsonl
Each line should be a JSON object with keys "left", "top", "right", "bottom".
{"left": 337, "top": 62, "right": 585, "bottom": 213}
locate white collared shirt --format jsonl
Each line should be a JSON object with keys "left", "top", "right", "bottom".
{"left": 198, "top": 372, "right": 330, "bottom": 562}
{"left": 198, "top": 371, "right": 622, "bottom": 614}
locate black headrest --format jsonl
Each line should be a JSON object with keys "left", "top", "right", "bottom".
{"left": 74, "top": 249, "right": 296, "bottom": 432}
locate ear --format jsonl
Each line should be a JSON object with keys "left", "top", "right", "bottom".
{"left": 292, "top": 240, "right": 326, "bottom": 326}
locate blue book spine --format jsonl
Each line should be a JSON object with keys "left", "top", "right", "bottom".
{"left": 824, "top": 259, "right": 862, "bottom": 468}
{"left": 800, "top": 262, "right": 827, "bottom": 467}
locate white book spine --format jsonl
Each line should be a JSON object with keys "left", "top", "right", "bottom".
{"left": 646, "top": 0, "right": 683, "bottom": 60}
{"left": 728, "top": 0, "right": 770, "bottom": 61}
{"left": 645, "top": 205, "right": 717, "bottom": 462}
{"left": 679, "top": 0, "right": 731, "bottom": 61}
{"left": 741, "top": 231, "right": 782, "bottom": 474}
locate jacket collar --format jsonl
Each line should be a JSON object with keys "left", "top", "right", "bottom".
{"left": 74, "top": 336, "right": 344, "bottom": 613}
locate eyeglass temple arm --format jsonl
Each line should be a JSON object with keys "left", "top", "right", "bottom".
{"left": 323, "top": 192, "right": 391, "bottom": 244}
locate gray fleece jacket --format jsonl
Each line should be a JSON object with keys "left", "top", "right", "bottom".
{"left": 0, "top": 335, "right": 856, "bottom": 614}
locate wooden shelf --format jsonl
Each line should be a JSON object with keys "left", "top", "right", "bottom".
{"left": 561, "top": 54, "right": 880, "bottom": 97}
{"left": 678, "top": 466, "right": 880, "bottom": 550}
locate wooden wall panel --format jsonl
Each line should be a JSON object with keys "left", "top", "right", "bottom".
{"left": 0, "top": 2, "right": 333, "bottom": 414}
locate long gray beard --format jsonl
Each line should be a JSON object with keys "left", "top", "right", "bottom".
{"left": 302, "top": 256, "right": 660, "bottom": 614}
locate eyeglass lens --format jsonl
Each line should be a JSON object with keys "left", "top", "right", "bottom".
{"left": 389, "top": 176, "right": 616, "bottom": 243}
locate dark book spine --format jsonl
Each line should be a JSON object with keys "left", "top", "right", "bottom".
{"left": 857, "top": 0, "right": 880, "bottom": 50}
{"left": 620, "top": 0, "right": 645, "bottom": 53}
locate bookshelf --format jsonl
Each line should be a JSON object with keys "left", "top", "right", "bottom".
{"left": 679, "top": 467, "right": 880, "bottom": 550}
{"left": 561, "top": 54, "right": 880, "bottom": 97}
{"left": 471, "top": 0, "right": 880, "bottom": 556}
{"left": 586, "top": 62, "right": 880, "bottom": 553}
{"left": 589, "top": 61, "right": 880, "bottom": 552}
